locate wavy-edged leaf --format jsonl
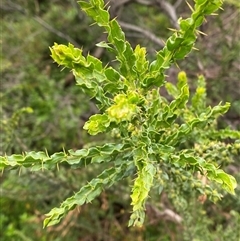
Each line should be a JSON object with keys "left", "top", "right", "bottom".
{"left": 0, "top": 143, "right": 126, "bottom": 171}
{"left": 129, "top": 160, "right": 156, "bottom": 226}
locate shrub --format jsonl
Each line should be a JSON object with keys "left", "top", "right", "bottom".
{"left": 1, "top": 0, "right": 239, "bottom": 230}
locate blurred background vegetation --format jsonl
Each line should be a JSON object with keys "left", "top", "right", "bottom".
{"left": 0, "top": 0, "right": 239, "bottom": 240}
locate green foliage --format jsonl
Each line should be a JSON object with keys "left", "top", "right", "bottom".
{"left": 1, "top": 2, "right": 93, "bottom": 154}
{"left": 0, "top": 107, "right": 33, "bottom": 152}
{"left": 225, "top": 0, "right": 240, "bottom": 8}
{"left": 1, "top": 0, "right": 239, "bottom": 231}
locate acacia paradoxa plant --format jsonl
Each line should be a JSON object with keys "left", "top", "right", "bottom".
{"left": 1, "top": 0, "right": 239, "bottom": 227}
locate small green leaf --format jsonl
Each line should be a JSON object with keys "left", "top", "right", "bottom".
{"left": 106, "top": 93, "right": 139, "bottom": 123}
{"left": 166, "top": 35, "right": 183, "bottom": 51}
{"left": 179, "top": 18, "right": 194, "bottom": 31}
{"left": 83, "top": 114, "right": 110, "bottom": 135}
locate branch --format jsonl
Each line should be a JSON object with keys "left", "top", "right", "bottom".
{"left": 174, "top": 0, "right": 183, "bottom": 9}
{"left": 155, "top": 0, "right": 179, "bottom": 29}
{"left": 109, "top": 0, "right": 132, "bottom": 16}
{"left": 3, "top": 1, "right": 80, "bottom": 47}
{"left": 146, "top": 203, "right": 182, "bottom": 224}
{"left": 135, "top": 0, "right": 152, "bottom": 5}
{"left": 33, "top": 16, "right": 80, "bottom": 47}
{"left": 119, "top": 21, "right": 164, "bottom": 48}
{"left": 109, "top": 0, "right": 132, "bottom": 8}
